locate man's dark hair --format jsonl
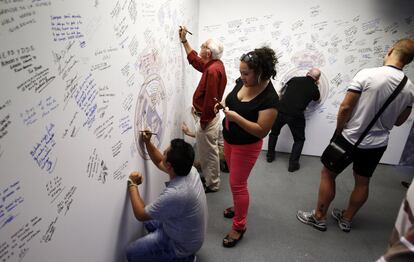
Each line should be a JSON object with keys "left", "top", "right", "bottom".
{"left": 166, "top": 139, "right": 195, "bottom": 176}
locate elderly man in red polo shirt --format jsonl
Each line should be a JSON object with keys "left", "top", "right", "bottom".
{"left": 179, "top": 25, "right": 227, "bottom": 193}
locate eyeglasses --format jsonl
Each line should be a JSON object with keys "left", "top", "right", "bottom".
{"left": 240, "top": 53, "right": 257, "bottom": 63}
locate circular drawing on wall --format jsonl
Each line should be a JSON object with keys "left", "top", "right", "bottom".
{"left": 134, "top": 74, "right": 167, "bottom": 160}
{"left": 279, "top": 67, "right": 329, "bottom": 117}
{"left": 279, "top": 49, "right": 329, "bottom": 117}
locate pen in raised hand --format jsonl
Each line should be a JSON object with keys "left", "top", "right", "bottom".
{"left": 179, "top": 26, "right": 192, "bottom": 35}
{"left": 139, "top": 130, "right": 157, "bottom": 136}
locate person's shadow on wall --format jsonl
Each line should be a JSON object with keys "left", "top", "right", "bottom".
{"left": 113, "top": 162, "right": 150, "bottom": 261}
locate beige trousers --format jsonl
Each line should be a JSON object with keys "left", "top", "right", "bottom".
{"left": 194, "top": 113, "right": 220, "bottom": 190}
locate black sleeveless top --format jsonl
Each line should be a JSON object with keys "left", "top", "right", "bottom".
{"left": 222, "top": 78, "right": 279, "bottom": 145}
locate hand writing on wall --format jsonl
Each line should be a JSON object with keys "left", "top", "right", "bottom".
{"left": 129, "top": 171, "right": 143, "bottom": 185}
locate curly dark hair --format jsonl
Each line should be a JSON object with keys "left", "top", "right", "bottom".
{"left": 240, "top": 46, "right": 278, "bottom": 80}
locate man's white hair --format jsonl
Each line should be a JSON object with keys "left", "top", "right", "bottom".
{"left": 206, "top": 38, "right": 224, "bottom": 60}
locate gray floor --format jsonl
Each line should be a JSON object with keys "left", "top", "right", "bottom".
{"left": 197, "top": 151, "right": 413, "bottom": 262}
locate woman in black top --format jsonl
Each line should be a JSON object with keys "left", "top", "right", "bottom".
{"left": 216, "top": 46, "right": 279, "bottom": 247}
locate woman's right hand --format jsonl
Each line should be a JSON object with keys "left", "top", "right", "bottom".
{"left": 213, "top": 98, "right": 225, "bottom": 114}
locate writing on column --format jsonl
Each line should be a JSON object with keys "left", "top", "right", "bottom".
{"left": 30, "top": 123, "right": 57, "bottom": 174}
{"left": 51, "top": 14, "right": 85, "bottom": 43}
{"left": 73, "top": 73, "right": 98, "bottom": 129}
{"left": 0, "top": 181, "right": 24, "bottom": 231}
{"left": 20, "top": 96, "right": 59, "bottom": 126}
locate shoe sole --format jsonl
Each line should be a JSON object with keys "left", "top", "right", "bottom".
{"left": 331, "top": 211, "right": 351, "bottom": 233}
{"left": 266, "top": 155, "right": 275, "bottom": 163}
{"left": 296, "top": 213, "right": 327, "bottom": 232}
{"left": 222, "top": 229, "right": 246, "bottom": 248}
{"left": 288, "top": 164, "right": 300, "bottom": 172}
{"left": 205, "top": 188, "right": 218, "bottom": 193}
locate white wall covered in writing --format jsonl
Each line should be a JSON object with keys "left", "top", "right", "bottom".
{"left": 199, "top": 0, "right": 414, "bottom": 164}
{"left": 0, "top": 0, "right": 198, "bottom": 261}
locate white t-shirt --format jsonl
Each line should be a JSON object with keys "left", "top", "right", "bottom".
{"left": 342, "top": 66, "right": 414, "bottom": 148}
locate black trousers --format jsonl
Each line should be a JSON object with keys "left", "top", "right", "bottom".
{"left": 267, "top": 112, "right": 305, "bottom": 164}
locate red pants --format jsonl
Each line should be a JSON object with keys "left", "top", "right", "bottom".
{"left": 224, "top": 139, "right": 263, "bottom": 231}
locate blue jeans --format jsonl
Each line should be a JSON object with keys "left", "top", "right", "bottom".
{"left": 126, "top": 220, "right": 195, "bottom": 262}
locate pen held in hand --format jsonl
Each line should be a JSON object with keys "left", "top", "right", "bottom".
{"left": 213, "top": 97, "right": 225, "bottom": 110}
{"left": 179, "top": 26, "right": 192, "bottom": 35}
{"left": 139, "top": 131, "right": 158, "bottom": 136}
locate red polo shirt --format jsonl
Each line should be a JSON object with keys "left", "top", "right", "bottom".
{"left": 187, "top": 50, "right": 227, "bottom": 127}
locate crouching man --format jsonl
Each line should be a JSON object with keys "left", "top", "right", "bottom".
{"left": 126, "top": 131, "right": 207, "bottom": 262}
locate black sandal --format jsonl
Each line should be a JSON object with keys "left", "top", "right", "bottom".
{"left": 223, "top": 207, "right": 234, "bottom": 218}
{"left": 222, "top": 229, "right": 246, "bottom": 248}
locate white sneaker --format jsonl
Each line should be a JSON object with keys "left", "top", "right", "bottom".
{"left": 331, "top": 208, "right": 352, "bottom": 232}
{"left": 296, "top": 210, "right": 327, "bottom": 231}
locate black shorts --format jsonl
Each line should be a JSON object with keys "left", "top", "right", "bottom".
{"left": 328, "top": 134, "right": 387, "bottom": 178}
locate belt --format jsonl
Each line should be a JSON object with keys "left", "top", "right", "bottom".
{"left": 192, "top": 107, "right": 202, "bottom": 117}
